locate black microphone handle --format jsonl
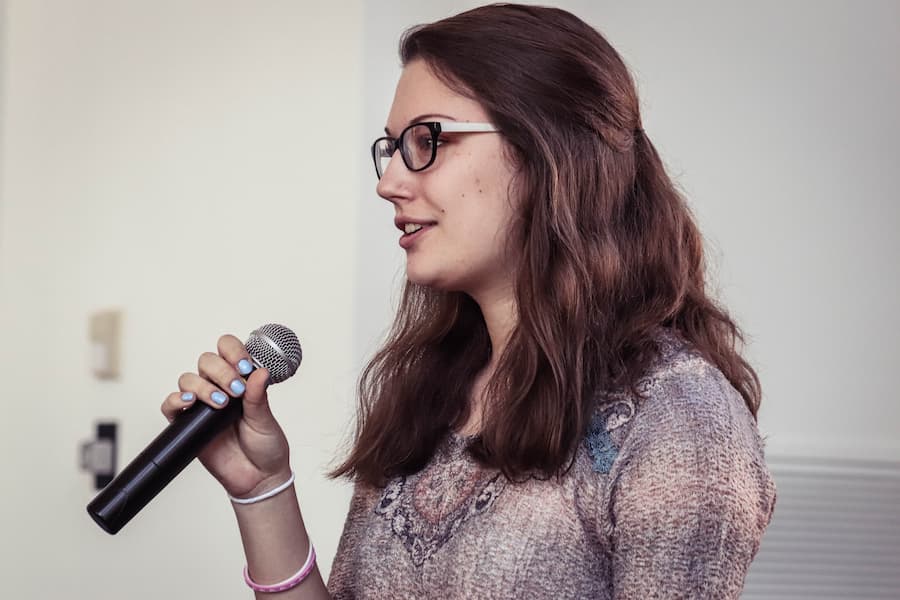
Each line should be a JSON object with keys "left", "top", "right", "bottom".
{"left": 87, "top": 398, "right": 243, "bottom": 534}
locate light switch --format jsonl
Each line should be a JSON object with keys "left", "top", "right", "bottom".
{"left": 89, "top": 309, "right": 122, "bottom": 379}
{"left": 80, "top": 421, "right": 117, "bottom": 490}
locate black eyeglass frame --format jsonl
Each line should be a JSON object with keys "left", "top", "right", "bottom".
{"left": 371, "top": 121, "right": 498, "bottom": 179}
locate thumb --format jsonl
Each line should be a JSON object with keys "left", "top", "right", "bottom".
{"left": 240, "top": 367, "right": 277, "bottom": 429}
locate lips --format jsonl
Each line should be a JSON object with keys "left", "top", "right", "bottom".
{"left": 395, "top": 218, "right": 437, "bottom": 250}
{"left": 394, "top": 217, "right": 438, "bottom": 233}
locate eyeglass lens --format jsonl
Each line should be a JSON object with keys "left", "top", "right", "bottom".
{"left": 374, "top": 123, "right": 437, "bottom": 178}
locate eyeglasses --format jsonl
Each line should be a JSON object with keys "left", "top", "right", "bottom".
{"left": 371, "top": 121, "right": 498, "bottom": 179}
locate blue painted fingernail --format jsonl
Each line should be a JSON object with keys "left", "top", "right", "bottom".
{"left": 237, "top": 359, "right": 253, "bottom": 376}
{"left": 229, "top": 379, "right": 246, "bottom": 396}
{"left": 211, "top": 391, "right": 227, "bottom": 405}
{"left": 181, "top": 392, "right": 195, "bottom": 402}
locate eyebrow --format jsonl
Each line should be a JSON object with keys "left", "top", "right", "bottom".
{"left": 384, "top": 113, "right": 458, "bottom": 136}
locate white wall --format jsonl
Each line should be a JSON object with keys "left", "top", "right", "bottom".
{"left": 0, "top": 1, "right": 361, "bottom": 598}
{"left": 1, "top": 1, "right": 898, "bottom": 599}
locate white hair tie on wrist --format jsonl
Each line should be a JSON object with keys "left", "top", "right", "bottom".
{"left": 229, "top": 471, "right": 295, "bottom": 505}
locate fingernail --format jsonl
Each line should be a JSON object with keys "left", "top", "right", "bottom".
{"left": 229, "top": 379, "right": 246, "bottom": 397}
{"left": 237, "top": 359, "right": 253, "bottom": 376}
{"left": 181, "top": 392, "right": 195, "bottom": 402}
{"left": 211, "top": 391, "right": 228, "bottom": 405}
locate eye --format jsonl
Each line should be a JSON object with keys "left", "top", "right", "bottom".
{"left": 413, "top": 134, "right": 436, "bottom": 151}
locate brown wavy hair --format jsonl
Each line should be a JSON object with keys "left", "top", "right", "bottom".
{"left": 333, "top": 4, "right": 760, "bottom": 485}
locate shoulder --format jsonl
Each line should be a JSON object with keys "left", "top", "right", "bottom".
{"left": 590, "top": 330, "right": 777, "bottom": 596}
{"left": 633, "top": 328, "right": 750, "bottom": 434}
{"left": 584, "top": 328, "right": 766, "bottom": 477}
{"left": 628, "top": 328, "right": 763, "bottom": 459}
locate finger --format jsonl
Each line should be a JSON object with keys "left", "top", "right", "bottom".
{"left": 217, "top": 334, "right": 255, "bottom": 376}
{"left": 178, "top": 371, "right": 233, "bottom": 409}
{"left": 197, "top": 351, "right": 248, "bottom": 401}
{"left": 161, "top": 389, "right": 200, "bottom": 422}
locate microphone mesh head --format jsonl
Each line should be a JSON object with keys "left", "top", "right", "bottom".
{"left": 245, "top": 324, "right": 302, "bottom": 384}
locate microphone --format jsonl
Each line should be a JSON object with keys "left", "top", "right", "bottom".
{"left": 86, "top": 323, "right": 302, "bottom": 535}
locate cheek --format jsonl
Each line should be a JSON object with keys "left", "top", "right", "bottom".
{"left": 451, "top": 202, "right": 515, "bottom": 263}
{"left": 434, "top": 145, "right": 518, "bottom": 246}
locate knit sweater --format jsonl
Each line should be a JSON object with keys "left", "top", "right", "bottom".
{"left": 327, "top": 332, "right": 776, "bottom": 599}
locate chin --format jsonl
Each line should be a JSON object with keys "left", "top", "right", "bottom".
{"left": 405, "top": 263, "right": 453, "bottom": 290}
{"left": 406, "top": 271, "right": 443, "bottom": 289}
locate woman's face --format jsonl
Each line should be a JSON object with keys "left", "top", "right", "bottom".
{"left": 377, "top": 59, "right": 519, "bottom": 301}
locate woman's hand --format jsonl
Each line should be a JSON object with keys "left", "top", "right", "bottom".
{"left": 161, "top": 334, "right": 292, "bottom": 499}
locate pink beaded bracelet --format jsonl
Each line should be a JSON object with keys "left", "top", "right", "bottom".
{"left": 243, "top": 543, "right": 316, "bottom": 594}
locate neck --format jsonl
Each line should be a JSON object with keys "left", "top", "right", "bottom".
{"left": 472, "top": 283, "right": 517, "bottom": 368}
{"left": 457, "top": 283, "right": 517, "bottom": 436}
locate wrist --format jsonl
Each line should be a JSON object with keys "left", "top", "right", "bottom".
{"left": 244, "top": 542, "right": 317, "bottom": 593}
{"left": 230, "top": 469, "right": 295, "bottom": 505}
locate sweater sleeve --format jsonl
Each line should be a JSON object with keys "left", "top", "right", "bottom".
{"left": 607, "top": 358, "right": 776, "bottom": 599}
{"left": 326, "top": 481, "right": 379, "bottom": 598}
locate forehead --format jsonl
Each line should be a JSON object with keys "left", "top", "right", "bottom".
{"left": 386, "top": 59, "right": 490, "bottom": 133}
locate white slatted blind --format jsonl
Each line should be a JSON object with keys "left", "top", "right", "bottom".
{"left": 743, "top": 456, "right": 900, "bottom": 599}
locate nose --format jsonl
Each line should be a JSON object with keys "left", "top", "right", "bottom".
{"left": 375, "top": 148, "right": 413, "bottom": 203}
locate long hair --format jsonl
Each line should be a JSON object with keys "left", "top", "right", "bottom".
{"left": 333, "top": 4, "right": 760, "bottom": 485}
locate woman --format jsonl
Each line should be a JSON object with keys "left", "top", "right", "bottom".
{"left": 163, "top": 4, "right": 776, "bottom": 598}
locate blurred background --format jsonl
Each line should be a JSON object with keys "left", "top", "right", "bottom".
{"left": 0, "top": 1, "right": 897, "bottom": 598}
